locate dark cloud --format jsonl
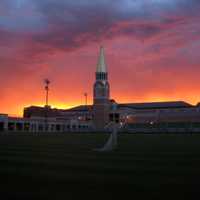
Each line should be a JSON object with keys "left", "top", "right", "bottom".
{"left": 1, "top": 0, "right": 200, "bottom": 61}
{"left": 28, "top": 0, "right": 200, "bottom": 48}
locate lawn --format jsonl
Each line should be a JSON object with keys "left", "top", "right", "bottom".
{"left": 0, "top": 133, "right": 200, "bottom": 199}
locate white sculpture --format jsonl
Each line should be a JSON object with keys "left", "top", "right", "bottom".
{"left": 94, "top": 102, "right": 121, "bottom": 152}
{"left": 94, "top": 122, "right": 118, "bottom": 152}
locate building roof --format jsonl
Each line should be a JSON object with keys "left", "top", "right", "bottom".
{"left": 96, "top": 46, "right": 107, "bottom": 73}
{"left": 65, "top": 105, "right": 92, "bottom": 112}
{"left": 61, "top": 101, "right": 193, "bottom": 112}
{"left": 24, "top": 101, "right": 194, "bottom": 116}
{"left": 118, "top": 101, "right": 193, "bottom": 110}
{"left": 0, "top": 114, "right": 8, "bottom": 116}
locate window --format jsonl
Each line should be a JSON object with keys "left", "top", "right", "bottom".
{"left": 24, "top": 123, "right": 30, "bottom": 131}
{"left": 38, "top": 124, "right": 43, "bottom": 131}
{"left": 56, "top": 124, "right": 61, "bottom": 131}
{"left": 16, "top": 123, "right": 23, "bottom": 131}
{"left": 0, "top": 122, "right": 4, "bottom": 131}
{"left": 51, "top": 124, "right": 55, "bottom": 131}
{"left": 8, "top": 122, "right": 15, "bottom": 131}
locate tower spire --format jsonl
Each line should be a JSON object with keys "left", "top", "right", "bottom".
{"left": 96, "top": 46, "right": 107, "bottom": 73}
{"left": 93, "top": 46, "right": 110, "bottom": 130}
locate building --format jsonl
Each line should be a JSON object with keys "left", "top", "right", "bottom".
{"left": 1, "top": 47, "right": 200, "bottom": 133}
{"left": 93, "top": 46, "right": 110, "bottom": 130}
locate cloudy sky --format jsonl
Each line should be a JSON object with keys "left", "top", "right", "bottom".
{"left": 0, "top": 0, "right": 200, "bottom": 115}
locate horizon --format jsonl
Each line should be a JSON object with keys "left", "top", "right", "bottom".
{"left": 3, "top": 98, "right": 200, "bottom": 118}
{"left": 1, "top": 0, "right": 200, "bottom": 116}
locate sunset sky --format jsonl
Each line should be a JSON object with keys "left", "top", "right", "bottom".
{"left": 0, "top": 0, "right": 200, "bottom": 116}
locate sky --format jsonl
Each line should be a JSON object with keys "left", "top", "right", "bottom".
{"left": 0, "top": 0, "right": 200, "bottom": 116}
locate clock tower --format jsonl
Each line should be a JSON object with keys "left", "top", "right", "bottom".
{"left": 93, "top": 46, "right": 110, "bottom": 130}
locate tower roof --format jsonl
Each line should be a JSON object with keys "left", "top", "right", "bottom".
{"left": 96, "top": 46, "right": 107, "bottom": 73}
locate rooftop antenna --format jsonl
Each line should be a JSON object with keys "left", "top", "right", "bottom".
{"left": 44, "top": 79, "right": 50, "bottom": 107}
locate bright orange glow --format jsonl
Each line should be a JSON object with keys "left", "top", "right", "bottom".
{"left": 1, "top": 35, "right": 200, "bottom": 116}
{"left": 1, "top": 88, "right": 199, "bottom": 117}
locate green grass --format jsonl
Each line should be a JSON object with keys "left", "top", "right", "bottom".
{"left": 0, "top": 133, "right": 200, "bottom": 199}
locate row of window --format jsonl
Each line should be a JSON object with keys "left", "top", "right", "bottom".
{"left": 96, "top": 72, "right": 107, "bottom": 80}
{"left": 0, "top": 122, "right": 89, "bottom": 132}
{"left": 127, "top": 122, "right": 200, "bottom": 129}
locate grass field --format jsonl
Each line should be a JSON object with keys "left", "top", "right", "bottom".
{"left": 0, "top": 133, "right": 200, "bottom": 199}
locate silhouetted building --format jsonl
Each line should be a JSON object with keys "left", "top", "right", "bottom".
{"left": 1, "top": 46, "right": 200, "bottom": 133}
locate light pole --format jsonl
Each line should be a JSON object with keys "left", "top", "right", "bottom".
{"left": 44, "top": 79, "right": 50, "bottom": 132}
{"left": 84, "top": 92, "right": 88, "bottom": 106}
{"left": 84, "top": 93, "right": 88, "bottom": 121}
{"left": 44, "top": 79, "right": 50, "bottom": 107}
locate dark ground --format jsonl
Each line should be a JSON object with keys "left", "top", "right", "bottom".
{"left": 0, "top": 133, "right": 200, "bottom": 200}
